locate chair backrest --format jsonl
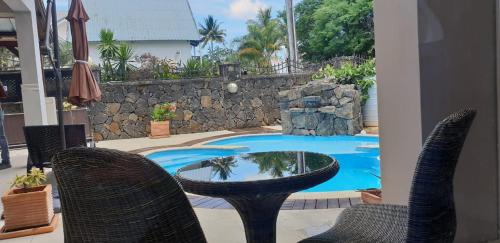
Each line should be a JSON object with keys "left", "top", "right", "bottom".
{"left": 407, "top": 109, "right": 476, "bottom": 242}
{"left": 52, "top": 148, "right": 207, "bottom": 243}
{"left": 24, "top": 124, "right": 87, "bottom": 166}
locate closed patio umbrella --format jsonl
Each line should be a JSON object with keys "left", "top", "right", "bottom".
{"left": 67, "top": 0, "right": 101, "bottom": 106}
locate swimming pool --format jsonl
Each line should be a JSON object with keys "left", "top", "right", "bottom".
{"left": 147, "top": 135, "right": 381, "bottom": 192}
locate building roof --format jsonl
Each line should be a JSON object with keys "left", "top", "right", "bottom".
{"left": 83, "top": 0, "right": 199, "bottom": 42}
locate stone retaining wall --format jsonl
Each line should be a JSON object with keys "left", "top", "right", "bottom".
{"left": 88, "top": 73, "right": 311, "bottom": 140}
{"left": 279, "top": 80, "right": 363, "bottom": 136}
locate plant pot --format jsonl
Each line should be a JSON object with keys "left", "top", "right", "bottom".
{"left": 1, "top": 185, "right": 54, "bottom": 231}
{"left": 150, "top": 120, "right": 170, "bottom": 138}
{"left": 362, "top": 81, "right": 378, "bottom": 127}
{"left": 361, "top": 189, "right": 382, "bottom": 204}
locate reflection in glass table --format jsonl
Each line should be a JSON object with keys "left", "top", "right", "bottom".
{"left": 176, "top": 151, "right": 339, "bottom": 243}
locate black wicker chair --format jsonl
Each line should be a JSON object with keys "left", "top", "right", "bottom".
{"left": 24, "top": 124, "right": 87, "bottom": 172}
{"left": 300, "top": 109, "right": 476, "bottom": 243}
{"left": 52, "top": 148, "right": 207, "bottom": 243}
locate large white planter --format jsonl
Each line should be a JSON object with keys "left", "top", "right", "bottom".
{"left": 363, "top": 82, "right": 379, "bottom": 127}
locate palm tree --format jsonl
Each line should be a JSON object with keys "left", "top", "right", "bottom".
{"left": 210, "top": 157, "right": 237, "bottom": 181}
{"left": 245, "top": 152, "right": 295, "bottom": 178}
{"left": 113, "top": 43, "right": 136, "bottom": 81}
{"left": 238, "top": 8, "right": 285, "bottom": 67}
{"left": 199, "top": 15, "right": 226, "bottom": 53}
{"left": 97, "top": 29, "right": 118, "bottom": 81}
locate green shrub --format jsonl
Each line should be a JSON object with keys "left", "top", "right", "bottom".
{"left": 154, "top": 58, "right": 179, "bottom": 80}
{"left": 312, "top": 64, "right": 336, "bottom": 80}
{"left": 151, "top": 103, "right": 176, "bottom": 122}
{"left": 313, "top": 59, "right": 376, "bottom": 104}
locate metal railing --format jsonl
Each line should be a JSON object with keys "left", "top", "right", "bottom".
{"left": 241, "top": 56, "right": 368, "bottom": 76}
{"left": 0, "top": 68, "right": 100, "bottom": 103}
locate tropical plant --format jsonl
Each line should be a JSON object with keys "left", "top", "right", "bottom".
{"left": 130, "top": 53, "right": 179, "bottom": 80}
{"left": 0, "top": 48, "right": 19, "bottom": 70}
{"left": 181, "top": 58, "right": 216, "bottom": 78}
{"left": 151, "top": 103, "right": 176, "bottom": 122}
{"left": 295, "top": 0, "right": 374, "bottom": 61}
{"left": 59, "top": 40, "right": 74, "bottom": 67}
{"left": 276, "top": 10, "right": 289, "bottom": 57}
{"left": 295, "top": 0, "right": 324, "bottom": 60}
{"left": 114, "top": 43, "right": 136, "bottom": 81}
{"left": 206, "top": 46, "right": 238, "bottom": 63}
{"left": 199, "top": 15, "right": 226, "bottom": 53}
{"left": 155, "top": 58, "right": 180, "bottom": 80}
{"left": 238, "top": 8, "right": 285, "bottom": 66}
{"left": 11, "top": 168, "right": 47, "bottom": 191}
{"left": 97, "top": 29, "right": 119, "bottom": 81}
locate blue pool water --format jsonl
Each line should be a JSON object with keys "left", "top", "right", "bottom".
{"left": 147, "top": 135, "right": 381, "bottom": 192}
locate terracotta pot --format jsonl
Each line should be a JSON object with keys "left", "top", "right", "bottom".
{"left": 150, "top": 120, "right": 170, "bottom": 138}
{"left": 1, "top": 185, "right": 54, "bottom": 231}
{"left": 361, "top": 190, "right": 382, "bottom": 204}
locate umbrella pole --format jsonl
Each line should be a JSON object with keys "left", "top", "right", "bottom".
{"left": 51, "top": 0, "right": 66, "bottom": 149}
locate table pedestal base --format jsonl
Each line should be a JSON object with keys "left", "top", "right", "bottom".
{"left": 226, "top": 193, "right": 290, "bottom": 243}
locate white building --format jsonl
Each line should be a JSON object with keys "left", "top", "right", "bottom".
{"left": 81, "top": 0, "right": 199, "bottom": 65}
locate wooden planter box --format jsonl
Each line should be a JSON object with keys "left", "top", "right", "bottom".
{"left": 361, "top": 190, "right": 382, "bottom": 204}
{"left": 1, "top": 185, "right": 54, "bottom": 231}
{"left": 150, "top": 121, "right": 170, "bottom": 138}
{"left": 5, "top": 109, "right": 91, "bottom": 146}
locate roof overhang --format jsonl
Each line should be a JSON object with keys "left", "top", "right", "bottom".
{"left": 0, "top": 0, "right": 47, "bottom": 56}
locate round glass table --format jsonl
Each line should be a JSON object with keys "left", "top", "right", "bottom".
{"left": 175, "top": 151, "right": 339, "bottom": 243}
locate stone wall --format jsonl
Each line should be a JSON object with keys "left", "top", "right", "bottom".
{"left": 88, "top": 73, "right": 311, "bottom": 140}
{"left": 279, "top": 80, "right": 363, "bottom": 136}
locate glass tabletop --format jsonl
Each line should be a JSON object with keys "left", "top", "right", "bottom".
{"left": 176, "top": 151, "right": 335, "bottom": 183}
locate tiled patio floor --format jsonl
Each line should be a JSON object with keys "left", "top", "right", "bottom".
{"left": 188, "top": 195, "right": 362, "bottom": 210}
{"left": 0, "top": 127, "right": 353, "bottom": 242}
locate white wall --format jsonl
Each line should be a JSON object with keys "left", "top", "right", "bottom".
{"left": 89, "top": 40, "right": 193, "bottom": 66}
{"left": 375, "top": 0, "right": 499, "bottom": 241}
{"left": 418, "top": 1, "right": 498, "bottom": 241}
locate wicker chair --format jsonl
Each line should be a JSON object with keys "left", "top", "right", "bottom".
{"left": 24, "top": 124, "right": 87, "bottom": 172}
{"left": 52, "top": 148, "right": 207, "bottom": 243}
{"left": 300, "top": 109, "right": 476, "bottom": 243}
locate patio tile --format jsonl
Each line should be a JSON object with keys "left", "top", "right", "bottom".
{"left": 292, "top": 199, "right": 306, "bottom": 210}
{"left": 350, "top": 197, "right": 362, "bottom": 206}
{"left": 338, "top": 198, "right": 351, "bottom": 208}
{"left": 304, "top": 199, "right": 317, "bottom": 210}
{"left": 195, "top": 208, "right": 344, "bottom": 243}
{"left": 0, "top": 235, "right": 33, "bottom": 243}
{"left": 327, "top": 198, "right": 340, "bottom": 208}
{"left": 316, "top": 199, "right": 328, "bottom": 209}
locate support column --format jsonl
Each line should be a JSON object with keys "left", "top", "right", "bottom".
{"left": 374, "top": 0, "right": 422, "bottom": 205}
{"left": 5, "top": 0, "right": 48, "bottom": 126}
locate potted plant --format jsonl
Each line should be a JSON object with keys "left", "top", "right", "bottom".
{"left": 1, "top": 169, "right": 54, "bottom": 231}
{"left": 150, "top": 102, "right": 176, "bottom": 138}
{"left": 360, "top": 172, "right": 382, "bottom": 204}
{"left": 360, "top": 189, "right": 382, "bottom": 204}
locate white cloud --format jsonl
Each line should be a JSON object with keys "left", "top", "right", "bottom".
{"left": 226, "top": 0, "right": 267, "bottom": 20}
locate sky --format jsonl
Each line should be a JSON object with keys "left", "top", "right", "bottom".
{"left": 57, "top": 0, "right": 301, "bottom": 52}
{"left": 189, "top": 0, "right": 290, "bottom": 46}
